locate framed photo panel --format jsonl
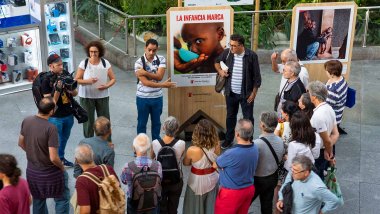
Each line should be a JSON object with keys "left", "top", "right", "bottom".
{"left": 291, "top": 4, "right": 356, "bottom": 64}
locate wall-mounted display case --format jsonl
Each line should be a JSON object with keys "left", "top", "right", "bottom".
{"left": 41, "top": 0, "right": 74, "bottom": 73}
{"left": 0, "top": 0, "right": 43, "bottom": 95}
{"left": 0, "top": 0, "right": 75, "bottom": 95}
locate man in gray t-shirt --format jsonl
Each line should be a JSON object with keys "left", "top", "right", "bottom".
{"left": 18, "top": 97, "right": 69, "bottom": 213}
{"left": 252, "top": 111, "right": 285, "bottom": 214}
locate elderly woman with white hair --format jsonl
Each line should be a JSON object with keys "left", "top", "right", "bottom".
{"left": 150, "top": 116, "right": 185, "bottom": 214}
{"left": 276, "top": 61, "right": 306, "bottom": 114}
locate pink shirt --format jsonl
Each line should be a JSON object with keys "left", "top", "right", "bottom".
{"left": 0, "top": 178, "right": 31, "bottom": 214}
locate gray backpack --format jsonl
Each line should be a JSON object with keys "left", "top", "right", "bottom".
{"left": 128, "top": 160, "right": 161, "bottom": 212}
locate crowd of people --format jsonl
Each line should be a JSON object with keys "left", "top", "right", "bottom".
{"left": 0, "top": 34, "right": 349, "bottom": 214}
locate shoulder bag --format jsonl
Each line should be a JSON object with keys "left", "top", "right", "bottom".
{"left": 215, "top": 50, "right": 231, "bottom": 93}
{"left": 274, "top": 82, "right": 288, "bottom": 111}
{"left": 70, "top": 97, "right": 88, "bottom": 123}
{"left": 260, "top": 137, "right": 288, "bottom": 181}
{"left": 200, "top": 147, "right": 219, "bottom": 174}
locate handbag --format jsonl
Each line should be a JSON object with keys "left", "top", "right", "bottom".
{"left": 260, "top": 137, "right": 287, "bottom": 181}
{"left": 201, "top": 147, "right": 219, "bottom": 174}
{"left": 260, "top": 137, "right": 282, "bottom": 169}
{"left": 345, "top": 86, "right": 356, "bottom": 108}
{"left": 324, "top": 166, "right": 344, "bottom": 204}
{"left": 281, "top": 177, "right": 294, "bottom": 214}
{"left": 215, "top": 52, "right": 230, "bottom": 93}
{"left": 70, "top": 97, "right": 88, "bottom": 123}
{"left": 274, "top": 82, "right": 288, "bottom": 111}
{"left": 215, "top": 74, "right": 226, "bottom": 93}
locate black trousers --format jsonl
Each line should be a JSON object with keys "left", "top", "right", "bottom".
{"left": 251, "top": 171, "right": 278, "bottom": 214}
{"left": 314, "top": 146, "right": 336, "bottom": 180}
{"left": 160, "top": 180, "right": 183, "bottom": 214}
{"left": 225, "top": 92, "right": 254, "bottom": 145}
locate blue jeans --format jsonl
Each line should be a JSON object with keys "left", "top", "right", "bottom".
{"left": 49, "top": 115, "right": 74, "bottom": 159}
{"left": 306, "top": 41, "right": 319, "bottom": 60}
{"left": 225, "top": 92, "right": 254, "bottom": 145}
{"left": 33, "top": 171, "right": 70, "bottom": 214}
{"left": 136, "top": 96, "right": 163, "bottom": 141}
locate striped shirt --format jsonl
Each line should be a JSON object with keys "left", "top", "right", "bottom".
{"left": 120, "top": 156, "right": 162, "bottom": 198}
{"left": 231, "top": 53, "right": 244, "bottom": 94}
{"left": 135, "top": 54, "right": 166, "bottom": 98}
{"left": 326, "top": 77, "right": 348, "bottom": 124}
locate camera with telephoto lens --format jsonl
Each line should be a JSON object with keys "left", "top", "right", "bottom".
{"left": 55, "top": 72, "right": 77, "bottom": 91}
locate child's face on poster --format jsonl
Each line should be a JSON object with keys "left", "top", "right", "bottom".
{"left": 181, "top": 23, "right": 224, "bottom": 57}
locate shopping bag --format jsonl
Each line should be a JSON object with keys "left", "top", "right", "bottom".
{"left": 345, "top": 87, "right": 356, "bottom": 108}
{"left": 324, "top": 166, "right": 344, "bottom": 205}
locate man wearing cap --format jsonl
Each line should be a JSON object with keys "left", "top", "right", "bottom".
{"left": 41, "top": 54, "right": 78, "bottom": 167}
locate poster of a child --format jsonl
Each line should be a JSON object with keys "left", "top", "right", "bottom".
{"left": 168, "top": 7, "right": 233, "bottom": 87}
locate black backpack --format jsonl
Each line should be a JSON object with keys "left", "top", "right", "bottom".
{"left": 128, "top": 161, "right": 161, "bottom": 213}
{"left": 156, "top": 139, "right": 181, "bottom": 185}
{"left": 137, "top": 55, "right": 160, "bottom": 84}
{"left": 84, "top": 58, "right": 106, "bottom": 70}
{"left": 32, "top": 71, "right": 51, "bottom": 107}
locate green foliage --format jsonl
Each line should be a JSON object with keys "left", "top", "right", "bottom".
{"left": 119, "top": 0, "right": 176, "bottom": 36}
{"left": 75, "top": 0, "right": 98, "bottom": 22}
{"left": 75, "top": 0, "right": 380, "bottom": 47}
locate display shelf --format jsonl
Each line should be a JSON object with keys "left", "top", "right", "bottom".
{"left": 0, "top": 27, "right": 42, "bottom": 93}
{"left": 0, "top": 80, "right": 32, "bottom": 96}
{"left": 43, "top": 0, "right": 74, "bottom": 73}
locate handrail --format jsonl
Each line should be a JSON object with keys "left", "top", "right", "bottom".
{"left": 234, "top": 9, "right": 292, "bottom": 14}
{"left": 75, "top": 0, "right": 380, "bottom": 55}
{"left": 128, "top": 14, "right": 166, "bottom": 19}
{"left": 358, "top": 6, "right": 380, "bottom": 9}
{"left": 94, "top": 0, "right": 128, "bottom": 17}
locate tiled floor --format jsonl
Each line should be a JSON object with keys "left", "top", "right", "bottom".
{"left": 0, "top": 42, "right": 379, "bottom": 213}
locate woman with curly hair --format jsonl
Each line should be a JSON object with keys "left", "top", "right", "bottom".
{"left": 183, "top": 119, "right": 220, "bottom": 214}
{"left": 0, "top": 154, "right": 32, "bottom": 213}
{"left": 75, "top": 40, "right": 116, "bottom": 142}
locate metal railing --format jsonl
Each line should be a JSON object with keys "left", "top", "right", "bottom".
{"left": 73, "top": 0, "right": 380, "bottom": 56}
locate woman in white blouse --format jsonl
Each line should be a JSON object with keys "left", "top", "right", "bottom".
{"left": 285, "top": 111, "right": 321, "bottom": 171}
{"left": 75, "top": 41, "right": 116, "bottom": 141}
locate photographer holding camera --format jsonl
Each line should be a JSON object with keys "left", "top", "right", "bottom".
{"left": 40, "top": 54, "right": 78, "bottom": 167}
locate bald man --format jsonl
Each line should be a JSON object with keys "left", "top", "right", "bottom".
{"left": 73, "top": 116, "right": 115, "bottom": 178}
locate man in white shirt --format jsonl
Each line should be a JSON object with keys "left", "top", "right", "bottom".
{"left": 308, "top": 81, "right": 339, "bottom": 179}
{"left": 135, "top": 39, "right": 176, "bottom": 141}
{"left": 271, "top": 49, "right": 309, "bottom": 94}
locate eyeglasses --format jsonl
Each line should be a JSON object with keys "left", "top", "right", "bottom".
{"left": 229, "top": 43, "right": 241, "bottom": 48}
{"left": 292, "top": 169, "right": 306, "bottom": 174}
